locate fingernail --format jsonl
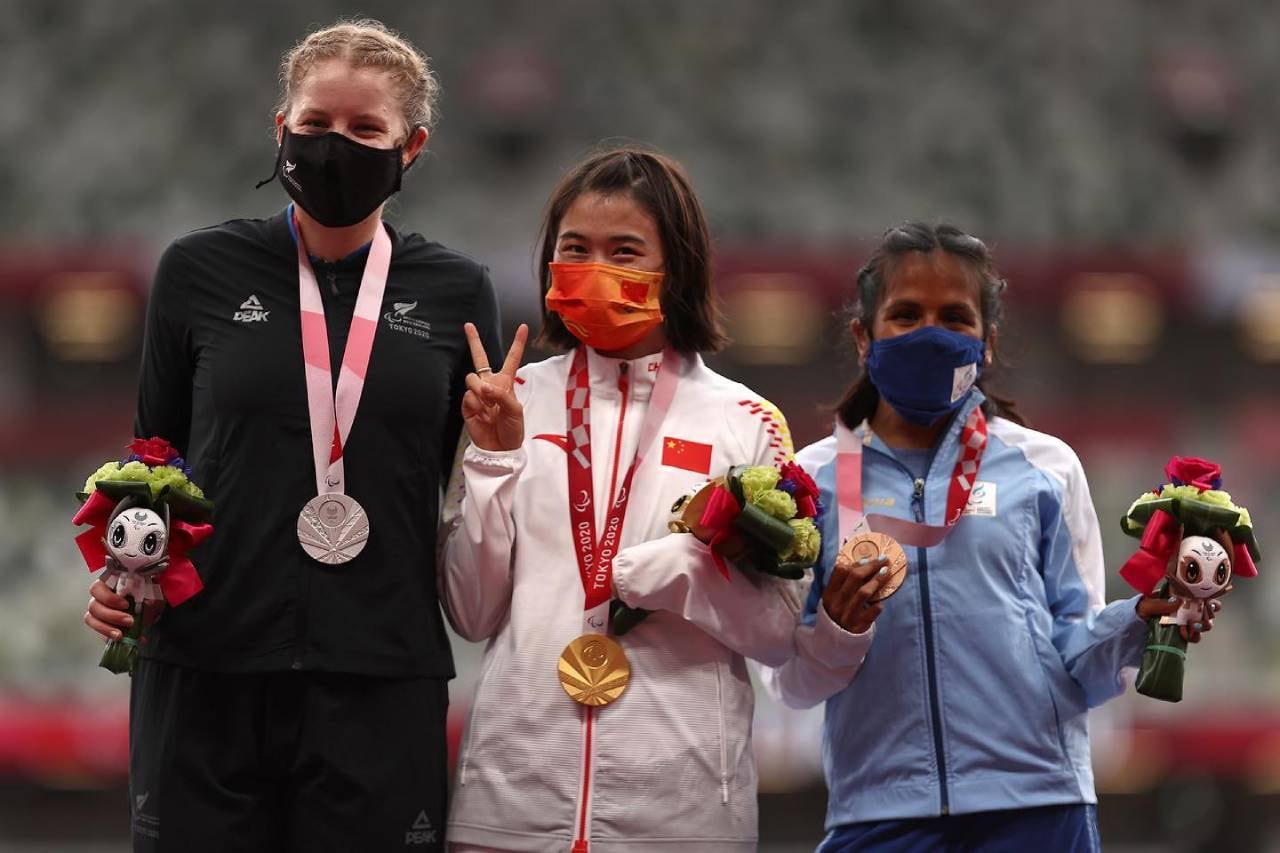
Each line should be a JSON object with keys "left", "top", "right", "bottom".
{"left": 112, "top": 631, "right": 121, "bottom": 640}
{"left": 1168, "top": 596, "right": 1178, "bottom": 604}
{"left": 124, "top": 616, "right": 134, "bottom": 627}
{"left": 878, "top": 567, "right": 888, "bottom": 576}
{"left": 857, "top": 559, "right": 870, "bottom": 566}
{"left": 1193, "top": 622, "right": 1203, "bottom": 631}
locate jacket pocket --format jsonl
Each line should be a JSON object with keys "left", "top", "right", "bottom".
{"left": 590, "top": 646, "right": 742, "bottom": 838}
{"left": 1026, "top": 613, "right": 1077, "bottom": 767}
{"left": 940, "top": 604, "right": 1068, "bottom": 778}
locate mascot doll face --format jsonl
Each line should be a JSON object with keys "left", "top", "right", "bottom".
{"left": 1175, "top": 535, "right": 1231, "bottom": 599}
{"left": 106, "top": 507, "right": 169, "bottom": 574}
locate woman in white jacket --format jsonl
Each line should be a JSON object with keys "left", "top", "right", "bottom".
{"left": 440, "top": 146, "right": 803, "bottom": 852}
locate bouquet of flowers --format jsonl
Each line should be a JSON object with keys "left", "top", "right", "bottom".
{"left": 1119, "top": 455, "right": 1260, "bottom": 702}
{"left": 670, "top": 460, "right": 823, "bottom": 581}
{"left": 73, "top": 437, "right": 214, "bottom": 674}
{"left": 608, "top": 461, "right": 822, "bottom": 637}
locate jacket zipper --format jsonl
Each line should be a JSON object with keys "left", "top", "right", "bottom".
{"left": 715, "top": 661, "right": 729, "bottom": 804}
{"left": 912, "top": 475, "right": 950, "bottom": 816}
{"left": 607, "top": 363, "right": 631, "bottom": 504}
{"left": 572, "top": 708, "right": 595, "bottom": 853}
{"left": 572, "top": 361, "right": 632, "bottom": 853}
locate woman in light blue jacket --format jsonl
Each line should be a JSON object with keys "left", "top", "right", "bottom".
{"left": 763, "top": 222, "right": 1209, "bottom": 852}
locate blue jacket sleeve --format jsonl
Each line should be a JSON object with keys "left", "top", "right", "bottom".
{"left": 1037, "top": 456, "right": 1147, "bottom": 708}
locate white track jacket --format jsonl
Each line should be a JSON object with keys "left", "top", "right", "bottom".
{"left": 440, "top": 347, "right": 803, "bottom": 852}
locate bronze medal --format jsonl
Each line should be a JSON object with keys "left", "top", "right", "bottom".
{"left": 840, "top": 532, "right": 908, "bottom": 602}
{"left": 558, "top": 634, "right": 631, "bottom": 707}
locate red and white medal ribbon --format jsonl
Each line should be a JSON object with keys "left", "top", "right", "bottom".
{"left": 293, "top": 217, "right": 391, "bottom": 564}
{"left": 562, "top": 347, "right": 681, "bottom": 851}
{"left": 565, "top": 346, "right": 681, "bottom": 633}
{"left": 835, "top": 406, "right": 987, "bottom": 548}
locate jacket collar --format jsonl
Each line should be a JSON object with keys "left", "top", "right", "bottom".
{"left": 858, "top": 388, "right": 988, "bottom": 462}
{"left": 583, "top": 346, "right": 665, "bottom": 401}
{"left": 270, "top": 204, "right": 399, "bottom": 269}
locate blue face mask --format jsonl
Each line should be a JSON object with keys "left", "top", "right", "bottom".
{"left": 866, "top": 326, "right": 985, "bottom": 426}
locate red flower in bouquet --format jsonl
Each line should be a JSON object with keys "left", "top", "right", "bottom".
{"left": 779, "top": 461, "right": 820, "bottom": 518}
{"left": 127, "top": 437, "right": 181, "bottom": 467}
{"left": 1164, "top": 456, "right": 1222, "bottom": 491}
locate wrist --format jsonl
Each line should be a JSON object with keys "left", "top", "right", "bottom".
{"left": 464, "top": 443, "right": 526, "bottom": 471}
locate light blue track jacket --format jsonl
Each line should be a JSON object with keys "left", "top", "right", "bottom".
{"left": 761, "top": 391, "right": 1147, "bottom": 827}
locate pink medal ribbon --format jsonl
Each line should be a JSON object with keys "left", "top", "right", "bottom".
{"left": 835, "top": 406, "right": 988, "bottom": 549}
{"left": 293, "top": 217, "right": 392, "bottom": 564}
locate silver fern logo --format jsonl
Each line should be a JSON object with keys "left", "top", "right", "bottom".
{"left": 385, "top": 300, "right": 431, "bottom": 339}
{"left": 282, "top": 160, "right": 301, "bottom": 191}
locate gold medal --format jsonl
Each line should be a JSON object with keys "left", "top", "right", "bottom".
{"left": 840, "top": 532, "right": 909, "bottom": 602}
{"left": 558, "top": 634, "right": 631, "bottom": 707}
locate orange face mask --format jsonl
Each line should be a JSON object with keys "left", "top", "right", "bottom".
{"left": 545, "top": 262, "right": 666, "bottom": 352}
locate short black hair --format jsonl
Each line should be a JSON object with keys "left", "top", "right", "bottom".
{"left": 535, "top": 145, "right": 728, "bottom": 354}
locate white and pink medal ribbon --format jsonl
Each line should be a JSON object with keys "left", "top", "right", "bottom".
{"left": 293, "top": 218, "right": 392, "bottom": 564}
{"left": 564, "top": 346, "right": 682, "bottom": 632}
{"left": 835, "top": 406, "right": 988, "bottom": 548}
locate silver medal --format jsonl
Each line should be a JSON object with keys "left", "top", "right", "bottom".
{"left": 297, "top": 493, "right": 370, "bottom": 564}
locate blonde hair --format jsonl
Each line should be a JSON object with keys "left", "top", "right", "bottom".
{"left": 276, "top": 18, "right": 440, "bottom": 139}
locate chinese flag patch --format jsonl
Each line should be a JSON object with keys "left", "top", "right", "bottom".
{"left": 621, "top": 280, "right": 650, "bottom": 304}
{"left": 661, "top": 437, "right": 713, "bottom": 474}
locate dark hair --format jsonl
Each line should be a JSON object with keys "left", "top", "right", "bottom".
{"left": 535, "top": 145, "right": 728, "bottom": 354}
{"left": 835, "top": 221, "right": 1026, "bottom": 429}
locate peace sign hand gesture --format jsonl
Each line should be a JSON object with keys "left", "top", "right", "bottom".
{"left": 462, "top": 322, "right": 529, "bottom": 452}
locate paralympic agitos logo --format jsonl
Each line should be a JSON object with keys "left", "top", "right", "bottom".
{"left": 384, "top": 300, "right": 432, "bottom": 339}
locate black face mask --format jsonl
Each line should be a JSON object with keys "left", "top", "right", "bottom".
{"left": 257, "top": 127, "right": 404, "bottom": 227}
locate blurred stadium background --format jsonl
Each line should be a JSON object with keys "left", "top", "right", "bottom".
{"left": 2, "top": 1, "right": 1279, "bottom": 850}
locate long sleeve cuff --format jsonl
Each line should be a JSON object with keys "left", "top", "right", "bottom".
{"left": 1057, "top": 593, "right": 1150, "bottom": 707}
{"left": 807, "top": 603, "right": 876, "bottom": 667}
{"left": 758, "top": 607, "right": 875, "bottom": 710}
{"left": 1098, "top": 593, "right": 1149, "bottom": 668}
{"left": 464, "top": 444, "right": 526, "bottom": 472}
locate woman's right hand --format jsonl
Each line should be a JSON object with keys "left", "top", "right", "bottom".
{"left": 822, "top": 554, "right": 890, "bottom": 635}
{"left": 84, "top": 579, "right": 164, "bottom": 642}
{"left": 462, "top": 322, "right": 528, "bottom": 452}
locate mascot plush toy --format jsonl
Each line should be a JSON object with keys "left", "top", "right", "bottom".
{"left": 1119, "top": 456, "right": 1259, "bottom": 702}
{"left": 73, "top": 438, "right": 213, "bottom": 674}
